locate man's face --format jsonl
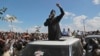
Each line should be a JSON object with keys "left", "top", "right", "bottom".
{"left": 49, "top": 10, "right": 55, "bottom": 19}
{"left": 51, "top": 13, "right": 55, "bottom": 18}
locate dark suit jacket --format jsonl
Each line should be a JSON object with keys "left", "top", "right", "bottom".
{"left": 44, "top": 7, "right": 64, "bottom": 40}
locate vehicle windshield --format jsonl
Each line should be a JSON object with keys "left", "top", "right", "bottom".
{"left": 85, "top": 35, "right": 100, "bottom": 44}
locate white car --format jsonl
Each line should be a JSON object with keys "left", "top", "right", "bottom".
{"left": 19, "top": 37, "right": 83, "bottom": 56}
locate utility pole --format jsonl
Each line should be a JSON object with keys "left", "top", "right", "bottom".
{"left": 83, "top": 19, "right": 86, "bottom": 36}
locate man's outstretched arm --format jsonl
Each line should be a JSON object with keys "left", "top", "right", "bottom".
{"left": 56, "top": 3, "right": 65, "bottom": 22}
{"left": 57, "top": 3, "right": 64, "bottom": 15}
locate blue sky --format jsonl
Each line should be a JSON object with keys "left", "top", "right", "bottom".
{"left": 0, "top": 0, "right": 100, "bottom": 33}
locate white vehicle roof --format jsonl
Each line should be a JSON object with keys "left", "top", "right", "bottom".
{"left": 29, "top": 37, "right": 80, "bottom": 46}
{"left": 86, "top": 35, "right": 100, "bottom": 38}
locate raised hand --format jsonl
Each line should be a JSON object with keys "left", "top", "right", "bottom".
{"left": 56, "top": 3, "right": 60, "bottom": 7}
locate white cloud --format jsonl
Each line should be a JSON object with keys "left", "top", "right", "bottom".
{"left": 7, "top": 15, "right": 100, "bottom": 33}
{"left": 8, "top": 24, "right": 16, "bottom": 28}
{"left": 71, "top": 15, "right": 100, "bottom": 31}
{"left": 8, "top": 25, "right": 24, "bottom": 32}
{"left": 27, "top": 26, "right": 37, "bottom": 33}
{"left": 13, "top": 27, "right": 24, "bottom": 32}
{"left": 13, "top": 20, "right": 23, "bottom": 23}
{"left": 40, "top": 26, "right": 48, "bottom": 33}
{"left": 4, "top": 25, "right": 48, "bottom": 33}
{"left": 98, "top": 13, "right": 100, "bottom": 16}
{"left": 1, "top": 12, "right": 100, "bottom": 33}
{"left": 73, "top": 15, "right": 87, "bottom": 30}
{"left": 26, "top": 26, "right": 47, "bottom": 33}
{"left": 63, "top": 11, "right": 75, "bottom": 19}
{"left": 93, "top": 0, "right": 100, "bottom": 5}
{"left": 0, "top": 29, "right": 8, "bottom": 32}
{"left": 61, "top": 12, "right": 100, "bottom": 32}
{"left": 5, "top": 14, "right": 23, "bottom": 23}
{"left": 86, "top": 16, "right": 100, "bottom": 31}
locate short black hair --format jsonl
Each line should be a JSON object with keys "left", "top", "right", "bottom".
{"left": 50, "top": 9, "right": 55, "bottom": 14}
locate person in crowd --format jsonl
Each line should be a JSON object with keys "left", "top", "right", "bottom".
{"left": 84, "top": 39, "right": 98, "bottom": 56}
{"left": 0, "top": 37, "right": 5, "bottom": 56}
{"left": 62, "top": 28, "right": 67, "bottom": 36}
{"left": 67, "top": 28, "right": 72, "bottom": 36}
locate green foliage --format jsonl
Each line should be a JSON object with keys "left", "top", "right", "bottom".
{"left": 0, "top": 7, "right": 7, "bottom": 21}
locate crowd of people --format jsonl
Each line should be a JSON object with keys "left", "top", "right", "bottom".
{"left": 62, "top": 29, "right": 100, "bottom": 56}
{"left": 0, "top": 29, "right": 100, "bottom": 56}
{"left": 0, "top": 31, "right": 48, "bottom": 56}
{"left": 75, "top": 30, "right": 100, "bottom": 56}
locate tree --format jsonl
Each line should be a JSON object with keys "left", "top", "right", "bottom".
{"left": 4, "top": 14, "right": 17, "bottom": 31}
{"left": 0, "top": 7, "right": 7, "bottom": 19}
{"left": 35, "top": 26, "right": 41, "bottom": 33}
